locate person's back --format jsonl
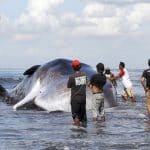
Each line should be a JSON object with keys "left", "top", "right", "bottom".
{"left": 67, "top": 60, "right": 87, "bottom": 127}
{"left": 141, "top": 59, "right": 150, "bottom": 118}
{"left": 89, "top": 63, "right": 106, "bottom": 123}
{"left": 68, "top": 71, "right": 86, "bottom": 104}
{"left": 90, "top": 63, "right": 106, "bottom": 93}
{"left": 90, "top": 73, "right": 106, "bottom": 93}
{"left": 142, "top": 68, "right": 150, "bottom": 89}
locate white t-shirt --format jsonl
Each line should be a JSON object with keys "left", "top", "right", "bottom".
{"left": 119, "top": 68, "right": 132, "bottom": 88}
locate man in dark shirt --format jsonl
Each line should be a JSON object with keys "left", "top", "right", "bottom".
{"left": 89, "top": 63, "right": 106, "bottom": 123}
{"left": 67, "top": 60, "right": 87, "bottom": 127}
{"left": 141, "top": 59, "right": 150, "bottom": 118}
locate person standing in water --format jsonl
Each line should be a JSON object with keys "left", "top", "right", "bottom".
{"left": 141, "top": 59, "right": 150, "bottom": 119}
{"left": 105, "top": 67, "right": 118, "bottom": 101}
{"left": 105, "top": 67, "right": 117, "bottom": 88}
{"left": 112, "top": 62, "right": 136, "bottom": 102}
{"left": 89, "top": 63, "right": 106, "bottom": 123}
{"left": 67, "top": 60, "right": 87, "bottom": 127}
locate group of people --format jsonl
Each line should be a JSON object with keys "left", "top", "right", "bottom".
{"left": 67, "top": 59, "right": 150, "bottom": 128}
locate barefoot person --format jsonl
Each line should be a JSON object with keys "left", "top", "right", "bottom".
{"left": 67, "top": 60, "right": 87, "bottom": 127}
{"left": 112, "top": 62, "right": 135, "bottom": 102}
{"left": 141, "top": 59, "right": 150, "bottom": 119}
{"left": 89, "top": 63, "right": 106, "bottom": 123}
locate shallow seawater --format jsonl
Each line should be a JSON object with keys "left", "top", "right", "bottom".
{"left": 0, "top": 69, "right": 150, "bottom": 150}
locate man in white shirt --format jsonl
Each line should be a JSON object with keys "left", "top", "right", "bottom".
{"left": 112, "top": 62, "right": 136, "bottom": 102}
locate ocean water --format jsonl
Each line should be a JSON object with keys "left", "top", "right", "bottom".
{"left": 0, "top": 69, "right": 150, "bottom": 150}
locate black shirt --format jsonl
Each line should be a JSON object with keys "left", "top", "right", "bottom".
{"left": 142, "top": 68, "right": 150, "bottom": 88}
{"left": 67, "top": 71, "right": 86, "bottom": 103}
{"left": 90, "top": 73, "right": 106, "bottom": 89}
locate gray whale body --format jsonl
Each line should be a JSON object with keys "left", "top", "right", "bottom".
{"left": 0, "top": 58, "right": 117, "bottom": 112}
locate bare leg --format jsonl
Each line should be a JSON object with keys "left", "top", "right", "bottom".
{"left": 146, "top": 92, "right": 150, "bottom": 119}
{"left": 74, "top": 117, "right": 80, "bottom": 127}
{"left": 131, "top": 96, "right": 136, "bottom": 102}
{"left": 122, "top": 95, "right": 128, "bottom": 101}
{"left": 101, "top": 116, "right": 105, "bottom": 122}
{"left": 93, "top": 117, "right": 97, "bottom": 122}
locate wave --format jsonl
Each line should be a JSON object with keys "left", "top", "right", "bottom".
{"left": 0, "top": 77, "right": 22, "bottom": 83}
{"left": 0, "top": 77, "right": 23, "bottom": 90}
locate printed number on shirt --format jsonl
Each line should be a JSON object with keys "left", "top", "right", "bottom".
{"left": 75, "top": 76, "right": 86, "bottom": 86}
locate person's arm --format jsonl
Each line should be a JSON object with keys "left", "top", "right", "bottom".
{"left": 89, "top": 83, "right": 93, "bottom": 89}
{"left": 85, "top": 74, "right": 90, "bottom": 87}
{"left": 87, "top": 75, "right": 94, "bottom": 89}
{"left": 111, "top": 69, "right": 124, "bottom": 81}
{"left": 86, "top": 79, "right": 91, "bottom": 87}
{"left": 141, "top": 70, "right": 148, "bottom": 93}
{"left": 111, "top": 75, "right": 120, "bottom": 80}
{"left": 141, "top": 77, "right": 147, "bottom": 93}
{"left": 111, "top": 73, "right": 117, "bottom": 87}
{"left": 67, "top": 76, "right": 74, "bottom": 88}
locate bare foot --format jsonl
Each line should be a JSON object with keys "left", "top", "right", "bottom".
{"left": 121, "top": 95, "right": 128, "bottom": 102}
{"left": 131, "top": 97, "right": 136, "bottom": 102}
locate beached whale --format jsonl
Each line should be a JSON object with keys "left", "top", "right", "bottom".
{"left": 0, "top": 58, "right": 117, "bottom": 112}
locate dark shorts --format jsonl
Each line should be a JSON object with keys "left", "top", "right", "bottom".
{"left": 71, "top": 102, "right": 87, "bottom": 122}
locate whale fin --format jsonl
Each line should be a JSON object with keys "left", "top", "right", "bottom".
{"left": 23, "top": 65, "right": 40, "bottom": 76}
{"left": 13, "top": 79, "right": 41, "bottom": 110}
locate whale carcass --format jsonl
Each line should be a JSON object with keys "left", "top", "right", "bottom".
{"left": 0, "top": 59, "right": 117, "bottom": 112}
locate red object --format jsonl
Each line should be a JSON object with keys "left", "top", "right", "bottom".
{"left": 119, "top": 69, "right": 125, "bottom": 77}
{"left": 71, "top": 60, "right": 81, "bottom": 68}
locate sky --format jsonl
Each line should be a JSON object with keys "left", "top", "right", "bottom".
{"left": 0, "top": 0, "right": 150, "bottom": 69}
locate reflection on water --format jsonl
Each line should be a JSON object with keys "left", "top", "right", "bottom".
{"left": 0, "top": 69, "right": 150, "bottom": 149}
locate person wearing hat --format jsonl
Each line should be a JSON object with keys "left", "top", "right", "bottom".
{"left": 67, "top": 59, "right": 87, "bottom": 127}
{"left": 141, "top": 59, "right": 150, "bottom": 118}
{"left": 112, "top": 62, "right": 136, "bottom": 102}
{"left": 89, "top": 63, "right": 106, "bottom": 123}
